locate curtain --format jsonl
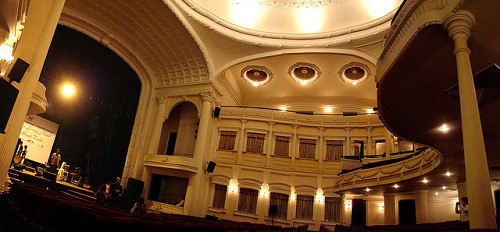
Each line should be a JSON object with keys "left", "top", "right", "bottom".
{"left": 212, "top": 184, "right": 227, "bottom": 209}
{"left": 299, "top": 139, "right": 316, "bottom": 159}
{"left": 237, "top": 188, "right": 258, "bottom": 213}
{"left": 325, "top": 140, "right": 343, "bottom": 160}
{"left": 246, "top": 132, "right": 265, "bottom": 153}
{"left": 296, "top": 195, "right": 314, "bottom": 220}
{"left": 325, "top": 197, "right": 341, "bottom": 222}
{"left": 274, "top": 136, "right": 290, "bottom": 157}
{"left": 218, "top": 131, "right": 236, "bottom": 150}
{"left": 270, "top": 192, "right": 289, "bottom": 219}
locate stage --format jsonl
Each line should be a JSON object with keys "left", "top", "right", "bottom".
{"left": 8, "top": 167, "right": 95, "bottom": 202}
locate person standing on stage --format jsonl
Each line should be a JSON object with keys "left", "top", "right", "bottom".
{"left": 10, "top": 139, "right": 23, "bottom": 167}
{"left": 49, "top": 148, "right": 62, "bottom": 172}
{"left": 109, "top": 177, "right": 123, "bottom": 207}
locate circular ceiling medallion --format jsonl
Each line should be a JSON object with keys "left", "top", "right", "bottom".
{"left": 339, "top": 62, "right": 370, "bottom": 85}
{"left": 289, "top": 62, "right": 321, "bottom": 85}
{"left": 241, "top": 66, "right": 273, "bottom": 86}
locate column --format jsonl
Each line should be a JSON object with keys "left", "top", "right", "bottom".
{"left": 318, "top": 126, "right": 325, "bottom": 171}
{"left": 384, "top": 192, "right": 396, "bottom": 225}
{"left": 456, "top": 179, "right": 467, "bottom": 200}
{"left": 186, "top": 92, "right": 213, "bottom": 217}
{"left": 345, "top": 127, "right": 351, "bottom": 156}
{"left": 443, "top": 11, "right": 497, "bottom": 229}
{"left": 147, "top": 96, "right": 168, "bottom": 154}
{"left": 236, "top": 119, "right": 247, "bottom": 163}
{"left": 366, "top": 127, "right": 373, "bottom": 156}
{"left": 291, "top": 124, "right": 299, "bottom": 169}
{"left": 415, "top": 190, "right": 429, "bottom": 224}
{"left": 265, "top": 121, "right": 274, "bottom": 167}
{"left": 384, "top": 129, "right": 392, "bottom": 159}
{"left": 0, "top": 0, "right": 66, "bottom": 193}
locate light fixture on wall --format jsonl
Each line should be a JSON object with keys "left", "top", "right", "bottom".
{"left": 346, "top": 200, "right": 352, "bottom": 209}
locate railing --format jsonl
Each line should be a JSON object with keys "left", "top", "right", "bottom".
{"left": 333, "top": 147, "right": 441, "bottom": 191}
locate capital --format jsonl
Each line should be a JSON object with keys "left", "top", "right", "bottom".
{"left": 157, "top": 95, "right": 169, "bottom": 105}
{"left": 200, "top": 92, "right": 214, "bottom": 102}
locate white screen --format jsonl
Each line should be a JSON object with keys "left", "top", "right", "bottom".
{"left": 19, "top": 115, "right": 59, "bottom": 165}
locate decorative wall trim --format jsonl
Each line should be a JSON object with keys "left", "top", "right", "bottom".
{"left": 333, "top": 148, "right": 442, "bottom": 191}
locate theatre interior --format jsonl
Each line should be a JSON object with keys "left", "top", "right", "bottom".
{"left": 1, "top": 0, "right": 500, "bottom": 231}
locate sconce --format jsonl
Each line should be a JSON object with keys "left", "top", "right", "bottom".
{"left": 229, "top": 185, "right": 238, "bottom": 193}
{"left": 346, "top": 200, "right": 352, "bottom": 210}
{"left": 260, "top": 190, "right": 268, "bottom": 198}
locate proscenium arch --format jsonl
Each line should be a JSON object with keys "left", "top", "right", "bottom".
{"left": 52, "top": 20, "right": 154, "bottom": 182}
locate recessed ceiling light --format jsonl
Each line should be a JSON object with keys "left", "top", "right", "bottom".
{"left": 442, "top": 186, "right": 447, "bottom": 190}
{"left": 241, "top": 65, "right": 273, "bottom": 86}
{"left": 280, "top": 106, "right": 287, "bottom": 111}
{"left": 422, "top": 178, "right": 429, "bottom": 183}
{"left": 365, "top": 187, "right": 371, "bottom": 192}
{"left": 393, "top": 184, "right": 399, "bottom": 189}
{"left": 445, "top": 172, "right": 451, "bottom": 177}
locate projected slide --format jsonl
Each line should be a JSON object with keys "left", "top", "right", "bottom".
{"left": 19, "top": 115, "right": 59, "bottom": 165}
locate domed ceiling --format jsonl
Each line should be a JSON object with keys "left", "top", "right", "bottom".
{"left": 181, "top": 0, "right": 403, "bottom": 43}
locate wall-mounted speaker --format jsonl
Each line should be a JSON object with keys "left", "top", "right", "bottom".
{"left": 213, "top": 107, "right": 221, "bottom": 118}
{"left": 0, "top": 78, "right": 19, "bottom": 134}
{"left": 206, "top": 161, "right": 216, "bottom": 173}
{"left": 8, "top": 58, "right": 29, "bottom": 83}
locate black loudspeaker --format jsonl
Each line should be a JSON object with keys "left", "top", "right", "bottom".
{"left": 8, "top": 58, "right": 29, "bottom": 83}
{"left": 0, "top": 78, "right": 19, "bottom": 134}
{"left": 269, "top": 204, "right": 278, "bottom": 216}
{"left": 126, "top": 178, "right": 144, "bottom": 199}
{"left": 43, "top": 171, "right": 57, "bottom": 181}
{"left": 206, "top": 161, "right": 216, "bottom": 173}
{"left": 213, "top": 107, "right": 221, "bottom": 118}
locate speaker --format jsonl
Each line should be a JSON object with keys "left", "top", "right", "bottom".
{"left": 126, "top": 178, "right": 144, "bottom": 199}
{"left": 206, "top": 161, "right": 216, "bottom": 173}
{"left": 43, "top": 171, "right": 57, "bottom": 181}
{"left": 0, "top": 78, "right": 19, "bottom": 134}
{"left": 213, "top": 107, "right": 221, "bottom": 118}
{"left": 269, "top": 204, "right": 278, "bottom": 216}
{"left": 8, "top": 58, "right": 29, "bottom": 83}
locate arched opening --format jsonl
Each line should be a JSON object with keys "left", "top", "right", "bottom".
{"left": 158, "top": 102, "right": 198, "bottom": 157}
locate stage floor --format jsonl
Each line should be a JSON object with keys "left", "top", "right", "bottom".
{"left": 8, "top": 167, "right": 95, "bottom": 201}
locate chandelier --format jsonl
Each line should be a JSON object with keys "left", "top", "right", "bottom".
{"left": 260, "top": 0, "right": 345, "bottom": 8}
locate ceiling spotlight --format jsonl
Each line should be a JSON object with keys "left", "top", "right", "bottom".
{"left": 440, "top": 124, "right": 450, "bottom": 132}
{"left": 445, "top": 172, "right": 451, "bottom": 177}
{"left": 442, "top": 186, "right": 447, "bottom": 190}
{"left": 393, "top": 184, "right": 399, "bottom": 189}
{"left": 365, "top": 187, "right": 371, "bottom": 192}
{"left": 422, "top": 178, "right": 429, "bottom": 183}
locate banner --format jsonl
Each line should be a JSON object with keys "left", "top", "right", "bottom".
{"left": 19, "top": 115, "right": 59, "bottom": 165}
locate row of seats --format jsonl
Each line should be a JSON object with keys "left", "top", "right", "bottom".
{"left": 1, "top": 180, "right": 298, "bottom": 232}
